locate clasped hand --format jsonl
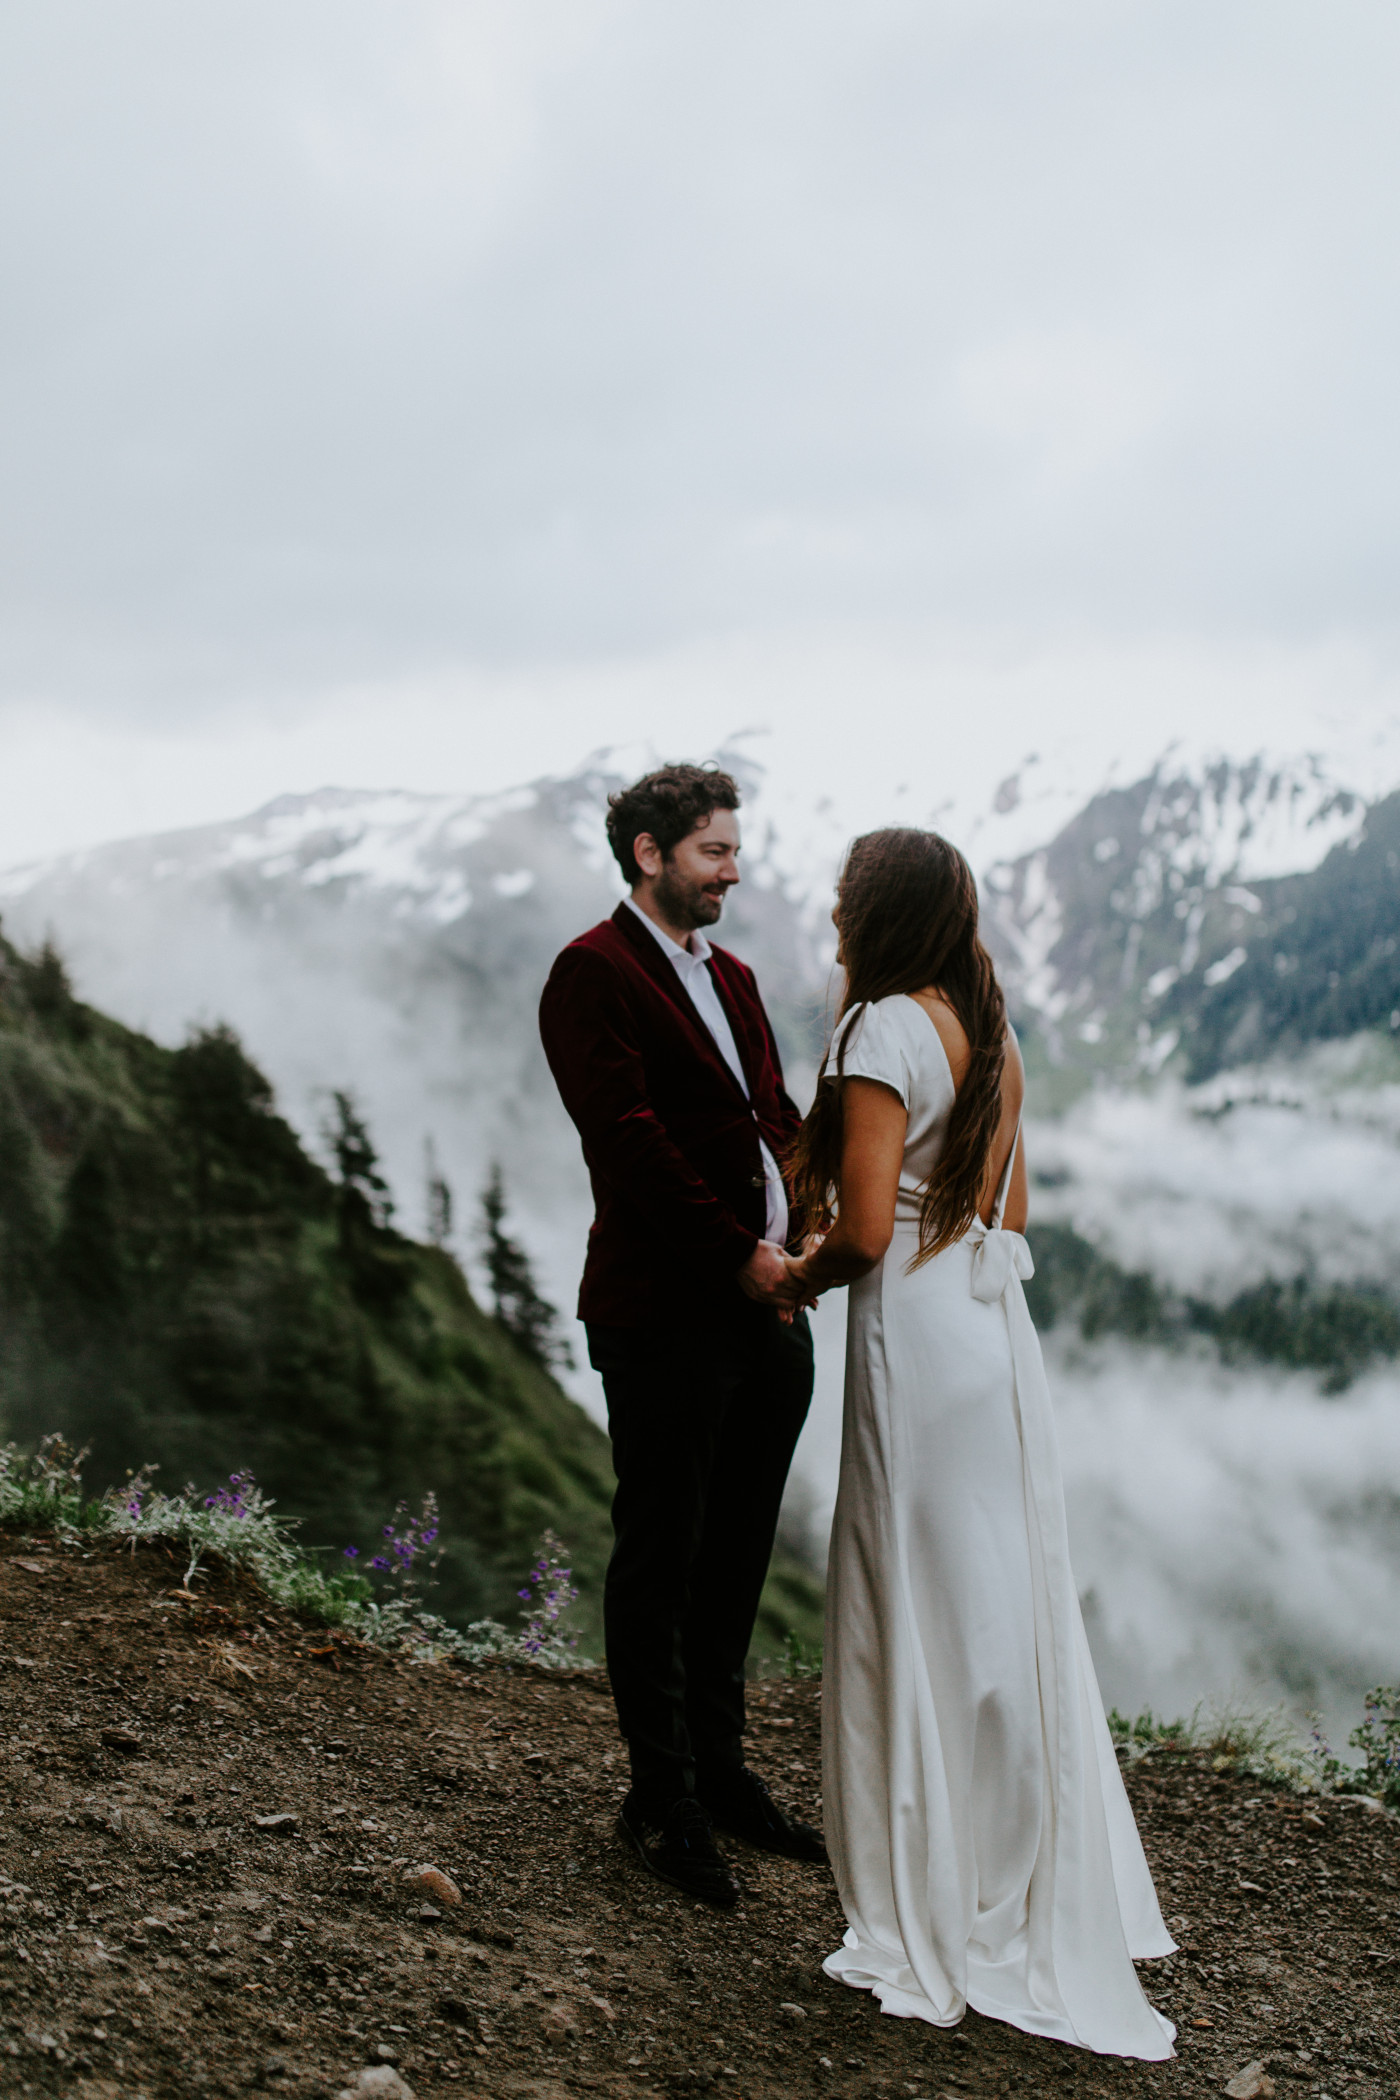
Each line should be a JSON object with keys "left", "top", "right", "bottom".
{"left": 738, "top": 1237, "right": 824, "bottom": 1321}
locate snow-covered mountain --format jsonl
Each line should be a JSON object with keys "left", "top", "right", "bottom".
{"left": 3, "top": 747, "right": 1399, "bottom": 1732}
{"left": 982, "top": 753, "right": 1386, "bottom": 1078}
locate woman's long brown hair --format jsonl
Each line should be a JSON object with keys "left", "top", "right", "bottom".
{"left": 787, "top": 828, "right": 1008, "bottom": 1265}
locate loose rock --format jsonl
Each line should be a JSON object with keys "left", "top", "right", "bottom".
{"left": 402, "top": 1863, "right": 461, "bottom": 1906}
{"left": 1224, "top": 2064, "right": 1276, "bottom": 2100}
{"left": 334, "top": 2069, "right": 415, "bottom": 2100}
{"left": 436, "top": 1994, "right": 478, "bottom": 2031}
{"left": 254, "top": 1811, "right": 300, "bottom": 1832}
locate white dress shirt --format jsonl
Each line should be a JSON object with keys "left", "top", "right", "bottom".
{"left": 624, "top": 895, "right": 790, "bottom": 1246}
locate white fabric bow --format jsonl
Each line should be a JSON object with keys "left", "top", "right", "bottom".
{"left": 966, "top": 1220, "right": 1035, "bottom": 1303}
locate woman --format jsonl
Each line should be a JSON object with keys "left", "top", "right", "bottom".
{"left": 785, "top": 828, "right": 1175, "bottom": 2061}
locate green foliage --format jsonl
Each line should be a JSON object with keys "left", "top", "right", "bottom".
{"left": 0, "top": 1432, "right": 87, "bottom": 1534}
{"left": 1024, "top": 1219, "right": 1400, "bottom": 1390}
{"left": 1106, "top": 1706, "right": 1194, "bottom": 1757}
{"left": 753, "top": 1560, "right": 826, "bottom": 1662}
{"left": 772, "top": 1628, "right": 823, "bottom": 1680}
{"left": 0, "top": 929, "right": 826, "bottom": 1666}
{"left": 1024, "top": 1222, "right": 1175, "bottom": 1343}
{"left": 1313, "top": 1687, "right": 1400, "bottom": 1810}
{"left": 0, "top": 931, "right": 616, "bottom": 1645}
{"left": 1191, "top": 1277, "right": 1400, "bottom": 1394}
{"left": 479, "top": 1162, "right": 573, "bottom": 1371}
{"left": 1107, "top": 1700, "right": 1335, "bottom": 1793}
{"left": 0, "top": 1438, "right": 585, "bottom": 1670}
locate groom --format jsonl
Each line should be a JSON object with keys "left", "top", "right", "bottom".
{"left": 539, "top": 763, "right": 821, "bottom": 1908}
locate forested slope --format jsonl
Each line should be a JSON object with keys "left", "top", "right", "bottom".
{"left": 0, "top": 932, "right": 821, "bottom": 1653}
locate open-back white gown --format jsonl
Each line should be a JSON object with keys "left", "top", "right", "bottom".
{"left": 821, "top": 997, "right": 1176, "bottom": 2060}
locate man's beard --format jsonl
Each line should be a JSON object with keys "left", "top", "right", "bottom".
{"left": 655, "top": 862, "right": 725, "bottom": 930}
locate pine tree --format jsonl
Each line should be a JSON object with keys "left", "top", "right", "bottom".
{"left": 479, "top": 1164, "right": 573, "bottom": 1370}
{"left": 424, "top": 1138, "right": 453, "bottom": 1248}
{"left": 325, "top": 1091, "right": 394, "bottom": 1231}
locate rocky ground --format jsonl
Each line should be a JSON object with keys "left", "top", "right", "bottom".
{"left": 1, "top": 1534, "right": 1398, "bottom": 2100}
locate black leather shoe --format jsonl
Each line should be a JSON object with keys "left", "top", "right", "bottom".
{"left": 696, "top": 1764, "right": 827, "bottom": 1863}
{"left": 618, "top": 1792, "right": 740, "bottom": 1909}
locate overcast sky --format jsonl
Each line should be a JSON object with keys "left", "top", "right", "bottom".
{"left": 3, "top": 0, "right": 1399, "bottom": 862}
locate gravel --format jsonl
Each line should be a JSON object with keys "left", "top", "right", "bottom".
{"left": 1, "top": 1533, "right": 1398, "bottom": 2098}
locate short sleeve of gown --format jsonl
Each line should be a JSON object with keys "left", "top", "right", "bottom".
{"left": 830, "top": 999, "right": 912, "bottom": 1109}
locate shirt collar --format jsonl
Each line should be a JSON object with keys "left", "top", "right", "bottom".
{"left": 623, "top": 893, "right": 712, "bottom": 967}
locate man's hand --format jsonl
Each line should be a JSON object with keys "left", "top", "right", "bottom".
{"left": 738, "top": 1239, "right": 805, "bottom": 1309}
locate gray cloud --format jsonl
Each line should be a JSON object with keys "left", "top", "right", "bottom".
{"left": 2, "top": 0, "right": 1399, "bottom": 727}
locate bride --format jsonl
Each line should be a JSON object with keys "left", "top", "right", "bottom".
{"left": 783, "top": 827, "right": 1176, "bottom": 2061}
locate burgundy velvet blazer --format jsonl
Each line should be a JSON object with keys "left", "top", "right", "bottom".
{"left": 538, "top": 903, "right": 804, "bottom": 1327}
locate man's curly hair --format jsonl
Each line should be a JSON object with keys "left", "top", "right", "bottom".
{"left": 605, "top": 764, "right": 741, "bottom": 885}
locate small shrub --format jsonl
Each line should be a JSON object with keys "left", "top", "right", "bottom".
{"left": 0, "top": 1433, "right": 87, "bottom": 1534}
{"left": 776, "top": 1628, "right": 823, "bottom": 1680}
{"left": 1108, "top": 1698, "right": 1336, "bottom": 1793}
{"left": 0, "top": 1439, "right": 591, "bottom": 1674}
{"left": 1312, "top": 1687, "right": 1400, "bottom": 1810}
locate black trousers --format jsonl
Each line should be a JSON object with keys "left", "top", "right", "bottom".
{"left": 587, "top": 1301, "right": 814, "bottom": 1808}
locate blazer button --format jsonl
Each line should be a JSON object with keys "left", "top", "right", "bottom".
{"left": 750, "top": 1175, "right": 766, "bottom": 1188}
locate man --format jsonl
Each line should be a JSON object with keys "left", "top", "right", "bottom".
{"left": 539, "top": 763, "right": 821, "bottom": 1909}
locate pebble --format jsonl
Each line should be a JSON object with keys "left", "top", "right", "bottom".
{"left": 1224, "top": 2064, "right": 1276, "bottom": 2100}
{"left": 403, "top": 1864, "right": 461, "bottom": 1906}
{"left": 334, "top": 2069, "right": 416, "bottom": 2100}
{"left": 777, "top": 2001, "right": 807, "bottom": 2021}
{"left": 254, "top": 1812, "right": 300, "bottom": 1832}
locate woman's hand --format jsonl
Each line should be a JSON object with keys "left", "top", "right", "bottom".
{"left": 782, "top": 1249, "right": 823, "bottom": 1312}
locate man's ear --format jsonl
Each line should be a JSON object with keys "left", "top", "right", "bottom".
{"left": 632, "top": 830, "right": 664, "bottom": 879}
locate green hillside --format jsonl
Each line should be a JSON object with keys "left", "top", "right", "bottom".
{"left": 0, "top": 933, "right": 823, "bottom": 1657}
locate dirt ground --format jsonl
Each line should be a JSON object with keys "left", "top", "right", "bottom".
{"left": 1, "top": 1533, "right": 1397, "bottom": 2100}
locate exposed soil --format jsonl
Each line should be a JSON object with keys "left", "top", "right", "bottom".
{"left": 1, "top": 1534, "right": 1397, "bottom": 2100}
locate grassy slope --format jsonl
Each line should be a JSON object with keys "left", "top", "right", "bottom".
{"left": 0, "top": 934, "right": 823, "bottom": 1657}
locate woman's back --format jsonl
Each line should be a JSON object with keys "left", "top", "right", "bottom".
{"left": 833, "top": 993, "right": 1025, "bottom": 1234}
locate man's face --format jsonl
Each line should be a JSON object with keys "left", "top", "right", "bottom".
{"left": 638, "top": 809, "right": 741, "bottom": 930}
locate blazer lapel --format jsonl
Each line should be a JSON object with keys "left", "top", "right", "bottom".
{"left": 706, "top": 950, "right": 763, "bottom": 1097}
{"left": 609, "top": 905, "right": 750, "bottom": 1099}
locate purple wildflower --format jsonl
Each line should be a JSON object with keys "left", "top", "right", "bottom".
{"left": 204, "top": 1468, "right": 254, "bottom": 1518}
{"left": 517, "top": 1529, "right": 580, "bottom": 1660}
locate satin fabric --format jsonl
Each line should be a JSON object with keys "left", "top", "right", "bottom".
{"left": 821, "top": 995, "right": 1176, "bottom": 2060}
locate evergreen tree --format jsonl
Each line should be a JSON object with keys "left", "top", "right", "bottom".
{"left": 424, "top": 1138, "right": 453, "bottom": 1249}
{"left": 325, "top": 1090, "right": 394, "bottom": 1232}
{"left": 479, "top": 1164, "right": 573, "bottom": 1370}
